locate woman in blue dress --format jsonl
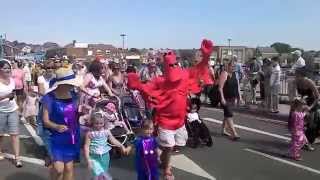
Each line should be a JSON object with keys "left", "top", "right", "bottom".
{"left": 42, "top": 67, "right": 80, "bottom": 180}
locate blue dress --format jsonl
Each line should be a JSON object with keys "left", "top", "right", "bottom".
{"left": 42, "top": 92, "right": 80, "bottom": 163}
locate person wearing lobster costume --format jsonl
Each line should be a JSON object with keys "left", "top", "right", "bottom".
{"left": 127, "top": 39, "right": 214, "bottom": 179}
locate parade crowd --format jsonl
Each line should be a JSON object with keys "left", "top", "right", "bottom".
{"left": 0, "top": 39, "right": 319, "bottom": 180}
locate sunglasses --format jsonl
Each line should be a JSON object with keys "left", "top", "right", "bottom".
{"left": 169, "top": 62, "right": 179, "bottom": 67}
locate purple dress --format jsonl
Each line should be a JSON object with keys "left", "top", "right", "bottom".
{"left": 289, "top": 111, "right": 308, "bottom": 158}
{"left": 42, "top": 92, "right": 80, "bottom": 163}
{"left": 134, "top": 136, "right": 159, "bottom": 180}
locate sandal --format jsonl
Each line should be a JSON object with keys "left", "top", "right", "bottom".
{"left": 14, "top": 158, "right": 23, "bottom": 168}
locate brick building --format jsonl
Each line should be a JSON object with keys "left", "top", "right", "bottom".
{"left": 46, "top": 41, "right": 119, "bottom": 61}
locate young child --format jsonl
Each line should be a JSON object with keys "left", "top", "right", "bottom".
{"left": 100, "top": 102, "right": 130, "bottom": 133}
{"left": 288, "top": 98, "right": 315, "bottom": 161}
{"left": 84, "top": 111, "right": 126, "bottom": 180}
{"left": 23, "top": 86, "right": 38, "bottom": 126}
{"left": 186, "top": 98, "right": 213, "bottom": 148}
{"left": 124, "top": 120, "right": 160, "bottom": 180}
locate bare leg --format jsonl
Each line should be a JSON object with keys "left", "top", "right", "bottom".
{"left": 10, "top": 134, "right": 20, "bottom": 159}
{"left": 53, "top": 161, "right": 65, "bottom": 180}
{"left": 225, "top": 118, "right": 239, "bottom": 138}
{"left": 160, "top": 147, "right": 173, "bottom": 175}
{"left": 48, "top": 165, "right": 55, "bottom": 180}
{"left": 63, "top": 161, "right": 74, "bottom": 180}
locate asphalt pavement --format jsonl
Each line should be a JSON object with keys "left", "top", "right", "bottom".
{"left": 0, "top": 106, "right": 320, "bottom": 180}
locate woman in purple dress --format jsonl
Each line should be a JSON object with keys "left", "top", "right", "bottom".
{"left": 42, "top": 67, "right": 80, "bottom": 180}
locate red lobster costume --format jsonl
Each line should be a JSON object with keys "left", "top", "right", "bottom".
{"left": 127, "top": 39, "right": 214, "bottom": 130}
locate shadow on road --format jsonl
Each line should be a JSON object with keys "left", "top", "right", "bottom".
{"left": 5, "top": 172, "right": 46, "bottom": 180}
{"left": 248, "top": 147, "right": 289, "bottom": 159}
{"left": 240, "top": 138, "right": 289, "bottom": 152}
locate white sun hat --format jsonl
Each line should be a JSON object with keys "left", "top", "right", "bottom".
{"left": 47, "top": 67, "right": 80, "bottom": 92}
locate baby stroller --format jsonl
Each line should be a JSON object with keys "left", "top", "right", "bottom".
{"left": 186, "top": 98, "right": 213, "bottom": 148}
{"left": 94, "top": 96, "right": 134, "bottom": 146}
{"left": 121, "top": 90, "right": 147, "bottom": 129}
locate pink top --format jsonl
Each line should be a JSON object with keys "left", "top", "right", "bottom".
{"left": 12, "top": 69, "right": 25, "bottom": 90}
{"left": 291, "top": 111, "right": 306, "bottom": 136}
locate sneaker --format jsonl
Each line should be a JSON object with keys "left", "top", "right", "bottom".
{"left": 14, "top": 158, "right": 23, "bottom": 168}
{"left": 303, "top": 144, "right": 315, "bottom": 151}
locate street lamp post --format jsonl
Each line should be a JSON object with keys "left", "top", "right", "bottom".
{"left": 0, "top": 35, "right": 4, "bottom": 60}
{"left": 120, "top": 34, "right": 127, "bottom": 64}
{"left": 120, "top": 34, "right": 126, "bottom": 50}
{"left": 227, "top": 38, "right": 232, "bottom": 58}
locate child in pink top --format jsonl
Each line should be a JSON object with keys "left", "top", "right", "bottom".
{"left": 288, "top": 98, "right": 315, "bottom": 161}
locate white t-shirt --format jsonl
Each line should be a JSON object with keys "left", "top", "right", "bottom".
{"left": 23, "top": 66, "right": 32, "bottom": 82}
{"left": 37, "top": 76, "right": 51, "bottom": 94}
{"left": 187, "top": 112, "right": 201, "bottom": 123}
{"left": 0, "top": 78, "right": 18, "bottom": 112}
{"left": 270, "top": 64, "right": 281, "bottom": 86}
{"left": 292, "top": 57, "right": 306, "bottom": 70}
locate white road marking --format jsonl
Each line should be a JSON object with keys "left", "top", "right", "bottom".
{"left": 19, "top": 135, "right": 31, "bottom": 139}
{"left": 23, "top": 123, "right": 44, "bottom": 146}
{"left": 202, "top": 117, "right": 291, "bottom": 142}
{"left": 2, "top": 153, "right": 45, "bottom": 166}
{"left": 171, "top": 154, "right": 216, "bottom": 180}
{"left": 1, "top": 134, "right": 31, "bottom": 138}
{"left": 201, "top": 107, "right": 288, "bottom": 125}
{"left": 244, "top": 148, "right": 320, "bottom": 175}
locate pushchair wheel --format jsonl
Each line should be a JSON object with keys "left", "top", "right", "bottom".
{"left": 206, "top": 137, "right": 213, "bottom": 147}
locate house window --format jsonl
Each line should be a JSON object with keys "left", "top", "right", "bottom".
{"left": 88, "top": 50, "right": 93, "bottom": 56}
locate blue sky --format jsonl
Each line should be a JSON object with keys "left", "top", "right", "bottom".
{"left": 2, "top": 0, "right": 320, "bottom": 50}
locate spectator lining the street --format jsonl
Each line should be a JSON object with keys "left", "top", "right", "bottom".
{"left": 248, "top": 57, "right": 261, "bottom": 104}
{"left": 291, "top": 50, "right": 305, "bottom": 70}
{"left": 232, "top": 55, "right": 243, "bottom": 106}
{"left": 261, "top": 58, "right": 273, "bottom": 111}
{"left": 288, "top": 98, "right": 314, "bottom": 161}
{"left": 295, "top": 67, "right": 320, "bottom": 144}
{"left": 270, "top": 57, "right": 281, "bottom": 113}
{"left": 218, "top": 60, "right": 241, "bottom": 140}
{"left": 0, "top": 60, "right": 22, "bottom": 167}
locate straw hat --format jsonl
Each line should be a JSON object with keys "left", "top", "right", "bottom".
{"left": 48, "top": 67, "right": 79, "bottom": 91}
